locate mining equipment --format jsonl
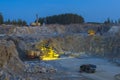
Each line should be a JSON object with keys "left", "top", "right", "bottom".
{"left": 88, "top": 29, "right": 96, "bottom": 36}
{"left": 30, "top": 14, "right": 41, "bottom": 26}
{"left": 80, "top": 64, "right": 97, "bottom": 73}
{"left": 26, "top": 40, "right": 59, "bottom": 60}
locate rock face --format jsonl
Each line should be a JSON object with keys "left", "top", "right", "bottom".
{"left": 41, "top": 32, "right": 120, "bottom": 59}
{"left": 108, "top": 26, "right": 120, "bottom": 34}
{"left": 13, "top": 27, "right": 52, "bottom": 35}
{"left": 0, "top": 40, "right": 24, "bottom": 69}
{"left": 4, "top": 36, "right": 28, "bottom": 61}
{"left": 5, "top": 24, "right": 118, "bottom": 60}
{"left": 0, "top": 39, "right": 58, "bottom": 80}
{"left": 0, "top": 24, "right": 110, "bottom": 36}
{"left": 0, "top": 24, "right": 119, "bottom": 80}
{"left": 7, "top": 24, "right": 118, "bottom": 60}
{"left": 0, "top": 40, "right": 25, "bottom": 79}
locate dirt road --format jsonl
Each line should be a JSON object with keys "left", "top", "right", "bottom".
{"left": 48, "top": 56, "right": 120, "bottom": 80}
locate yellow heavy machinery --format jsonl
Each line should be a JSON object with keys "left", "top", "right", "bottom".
{"left": 26, "top": 50, "right": 41, "bottom": 59}
{"left": 30, "top": 14, "right": 41, "bottom": 26}
{"left": 39, "top": 46, "right": 59, "bottom": 60}
{"left": 88, "top": 29, "right": 96, "bottom": 36}
{"left": 35, "top": 40, "right": 59, "bottom": 60}
{"left": 26, "top": 40, "right": 59, "bottom": 60}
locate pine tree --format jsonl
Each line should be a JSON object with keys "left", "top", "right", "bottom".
{"left": 115, "top": 20, "right": 118, "bottom": 24}
{"left": 118, "top": 18, "right": 120, "bottom": 24}
{"left": 37, "top": 13, "right": 84, "bottom": 25}
{"left": 22, "top": 20, "right": 27, "bottom": 26}
{"left": 0, "top": 13, "right": 3, "bottom": 24}
{"left": 104, "top": 18, "right": 111, "bottom": 24}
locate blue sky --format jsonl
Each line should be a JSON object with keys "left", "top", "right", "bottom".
{"left": 0, "top": 0, "right": 120, "bottom": 24}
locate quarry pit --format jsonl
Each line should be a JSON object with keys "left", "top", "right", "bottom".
{"left": 0, "top": 24, "right": 120, "bottom": 80}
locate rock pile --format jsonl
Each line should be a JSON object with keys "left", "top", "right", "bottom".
{"left": 115, "top": 74, "right": 120, "bottom": 80}
{"left": 0, "top": 69, "right": 24, "bottom": 80}
{"left": 24, "top": 61, "right": 57, "bottom": 73}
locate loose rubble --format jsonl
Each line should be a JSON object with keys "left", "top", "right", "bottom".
{"left": 115, "top": 74, "right": 120, "bottom": 80}
{"left": 24, "top": 61, "right": 57, "bottom": 73}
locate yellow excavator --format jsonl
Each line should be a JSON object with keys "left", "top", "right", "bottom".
{"left": 88, "top": 29, "right": 96, "bottom": 36}
{"left": 38, "top": 45, "right": 59, "bottom": 60}
{"left": 26, "top": 40, "right": 59, "bottom": 60}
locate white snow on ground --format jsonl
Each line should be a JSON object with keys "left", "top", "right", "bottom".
{"left": 53, "top": 57, "right": 120, "bottom": 80}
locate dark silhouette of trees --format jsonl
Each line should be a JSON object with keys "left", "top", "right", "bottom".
{"left": 104, "top": 18, "right": 111, "bottom": 24}
{"left": 37, "top": 18, "right": 44, "bottom": 24}
{"left": 22, "top": 20, "right": 27, "bottom": 26}
{"left": 38, "top": 13, "right": 84, "bottom": 25}
{"left": 104, "top": 18, "right": 120, "bottom": 24}
{"left": 4, "top": 19, "right": 27, "bottom": 26}
{"left": 5, "top": 19, "right": 11, "bottom": 24}
{"left": 0, "top": 13, "right": 3, "bottom": 24}
{"left": 118, "top": 19, "right": 120, "bottom": 24}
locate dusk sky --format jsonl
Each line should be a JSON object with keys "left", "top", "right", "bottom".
{"left": 0, "top": 0, "right": 120, "bottom": 24}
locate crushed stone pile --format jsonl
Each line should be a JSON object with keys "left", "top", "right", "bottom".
{"left": 24, "top": 61, "right": 57, "bottom": 73}
{"left": 115, "top": 74, "right": 120, "bottom": 80}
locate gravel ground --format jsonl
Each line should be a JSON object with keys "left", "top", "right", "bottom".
{"left": 45, "top": 56, "right": 120, "bottom": 80}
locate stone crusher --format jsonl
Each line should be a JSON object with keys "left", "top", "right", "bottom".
{"left": 26, "top": 40, "right": 60, "bottom": 60}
